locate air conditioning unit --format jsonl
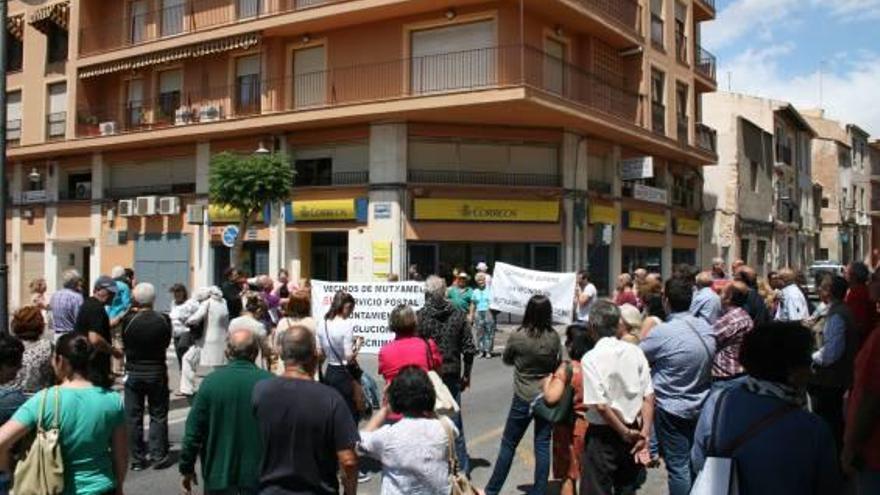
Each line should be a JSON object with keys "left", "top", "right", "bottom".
{"left": 135, "top": 196, "right": 158, "bottom": 216}
{"left": 99, "top": 121, "right": 117, "bottom": 136}
{"left": 186, "top": 204, "right": 206, "bottom": 225}
{"left": 74, "top": 181, "right": 92, "bottom": 200}
{"left": 175, "top": 107, "right": 194, "bottom": 126}
{"left": 118, "top": 199, "right": 135, "bottom": 217}
{"left": 199, "top": 105, "right": 221, "bottom": 123}
{"left": 158, "top": 196, "right": 181, "bottom": 215}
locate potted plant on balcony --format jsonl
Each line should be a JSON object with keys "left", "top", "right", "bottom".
{"left": 76, "top": 113, "right": 100, "bottom": 137}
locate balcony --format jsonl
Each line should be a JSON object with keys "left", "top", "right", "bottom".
{"left": 571, "top": 0, "right": 640, "bottom": 38}
{"left": 79, "top": 0, "right": 347, "bottom": 56}
{"left": 696, "top": 123, "right": 716, "bottom": 153}
{"left": 693, "top": 0, "right": 716, "bottom": 21}
{"left": 652, "top": 102, "right": 666, "bottom": 136}
{"left": 293, "top": 171, "right": 369, "bottom": 187}
{"left": 696, "top": 45, "right": 717, "bottom": 84}
{"left": 408, "top": 170, "right": 561, "bottom": 188}
{"left": 75, "top": 45, "right": 640, "bottom": 138}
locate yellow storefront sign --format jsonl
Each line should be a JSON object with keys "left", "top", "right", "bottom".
{"left": 675, "top": 218, "right": 701, "bottom": 236}
{"left": 589, "top": 205, "right": 617, "bottom": 225}
{"left": 627, "top": 211, "right": 667, "bottom": 232}
{"left": 292, "top": 199, "right": 356, "bottom": 222}
{"left": 208, "top": 205, "right": 264, "bottom": 223}
{"left": 414, "top": 199, "right": 559, "bottom": 222}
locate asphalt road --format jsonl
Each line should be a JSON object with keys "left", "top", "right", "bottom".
{"left": 125, "top": 327, "right": 667, "bottom": 494}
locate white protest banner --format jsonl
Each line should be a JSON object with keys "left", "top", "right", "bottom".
{"left": 490, "top": 262, "right": 577, "bottom": 324}
{"left": 310, "top": 280, "right": 425, "bottom": 354}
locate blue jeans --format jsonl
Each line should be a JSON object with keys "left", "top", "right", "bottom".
{"left": 475, "top": 311, "right": 496, "bottom": 354}
{"left": 485, "top": 395, "right": 552, "bottom": 495}
{"left": 443, "top": 376, "right": 470, "bottom": 476}
{"left": 655, "top": 408, "right": 698, "bottom": 495}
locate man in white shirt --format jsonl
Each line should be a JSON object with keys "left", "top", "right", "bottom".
{"left": 575, "top": 270, "right": 598, "bottom": 322}
{"left": 581, "top": 301, "right": 655, "bottom": 494}
{"left": 775, "top": 268, "right": 809, "bottom": 322}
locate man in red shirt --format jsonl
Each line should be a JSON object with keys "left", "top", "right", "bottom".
{"left": 845, "top": 262, "right": 875, "bottom": 343}
{"left": 842, "top": 305, "right": 880, "bottom": 493}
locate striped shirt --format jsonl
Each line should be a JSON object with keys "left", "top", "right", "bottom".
{"left": 49, "top": 288, "right": 84, "bottom": 334}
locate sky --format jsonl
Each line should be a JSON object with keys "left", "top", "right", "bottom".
{"left": 702, "top": 0, "right": 880, "bottom": 135}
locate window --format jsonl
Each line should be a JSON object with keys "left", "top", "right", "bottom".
{"left": 674, "top": 2, "right": 687, "bottom": 63}
{"left": 46, "top": 82, "right": 67, "bottom": 139}
{"left": 7, "top": 91, "right": 21, "bottom": 144}
{"left": 162, "top": 0, "right": 185, "bottom": 37}
{"left": 861, "top": 188, "right": 866, "bottom": 212}
{"left": 819, "top": 248, "right": 829, "bottom": 260}
{"left": 651, "top": 69, "right": 665, "bottom": 135}
{"left": 750, "top": 160, "right": 758, "bottom": 193}
{"left": 157, "top": 70, "right": 182, "bottom": 123}
{"left": 66, "top": 172, "right": 92, "bottom": 200}
{"left": 410, "top": 21, "right": 496, "bottom": 94}
{"left": 130, "top": 0, "right": 148, "bottom": 44}
{"left": 671, "top": 172, "right": 695, "bottom": 208}
{"left": 740, "top": 239, "right": 750, "bottom": 266}
{"left": 543, "top": 38, "right": 566, "bottom": 95}
{"left": 126, "top": 79, "right": 144, "bottom": 129}
{"left": 650, "top": 0, "right": 664, "bottom": 49}
{"left": 294, "top": 157, "right": 332, "bottom": 186}
{"left": 676, "top": 82, "right": 688, "bottom": 144}
{"left": 822, "top": 196, "right": 829, "bottom": 208}
{"left": 293, "top": 45, "right": 326, "bottom": 108}
{"left": 756, "top": 240, "right": 767, "bottom": 270}
{"left": 7, "top": 28, "right": 22, "bottom": 72}
{"left": 238, "top": 0, "right": 262, "bottom": 18}
{"left": 46, "top": 24, "right": 68, "bottom": 64}
{"left": 236, "top": 55, "right": 261, "bottom": 114}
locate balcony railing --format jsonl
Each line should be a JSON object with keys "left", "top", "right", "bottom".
{"left": 293, "top": 171, "right": 369, "bottom": 187}
{"left": 677, "top": 115, "right": 689, "bottom": 146}
{"left": 696, "top": 123, "right": 717, "bottom": 153}
{"left": 80, "top": 0, "right": 350, "bottom": 56}
{"left": 696, "top": 45, "right": 717, "bottom": 82}
{"left": 572, "top": 0, "right": 640, "bottom": 37}
{"left": 105, "top": 183, "right": 196, "bottom": 199}
{"left": 75, "top": 45, "right": 640, "bottom": 138}
{"left": 408, "top": 169, "right": 561, "bottom": 187}
{"left": 652, "top": 102, "right": 666, "bottom": 135}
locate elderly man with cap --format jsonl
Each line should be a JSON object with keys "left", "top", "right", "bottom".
{"left": 74, "top": 275, "right": 124, "bottom": 388}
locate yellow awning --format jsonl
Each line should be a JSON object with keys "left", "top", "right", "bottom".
{"left": 79, "top": 32, "right": 261, "bottom": 79}
{"left": 29, "top": 1, "right": 69, "bottom": 33}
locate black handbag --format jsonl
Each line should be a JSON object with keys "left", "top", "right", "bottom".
{"left": 531, "top": 362, "right": 574, "bottom": 424}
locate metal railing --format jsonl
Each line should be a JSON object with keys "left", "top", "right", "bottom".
{"left": 572, "top": 0, "right": 640, "bottom": 36}
{"left": 696, "top": 45, "right": 717, "bottom": 81}
{"left": 105, "top": 183, "right": 196, "bottom": 199}
{"left": 408, "top": 169, "right": 561, "bottom": 187}
{"left": 293, "top": 171, "right": 369, "bottom": 187}
{"left": 79, "top": 0, "right": 349, "bottom": 55}
{"left": 652, "top": 102, "right": 666, "bottom": 135}
{"left": 696, "top": 123, "right": 717, "bottom": 153}
{"left": 76, "top": 45, "right": 641, "bottom": 138}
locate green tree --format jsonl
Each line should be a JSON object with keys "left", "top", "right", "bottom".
{"left": 209, "top": 151, "right": 294, "bottom": 267}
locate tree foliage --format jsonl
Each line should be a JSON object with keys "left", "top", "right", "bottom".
{"left": 208, "top": 151, "right": 294, "bottom": 266}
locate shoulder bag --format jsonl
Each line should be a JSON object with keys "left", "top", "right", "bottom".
{"left": 438, "top": 417, "right": 479, "bottom": 495}
{"left": 531, "top": 362, "right": 574, "bottom": 424}
{"left": 14, "top": 387, "right": 64, "bottom": 495}
{"left": 423, "top": 339, "right": 460, "bottom": 418}
{"left": 323, "top": 319, "right": 369, "bottom": 415}
{"left": 690, "top": 390, "right": 797, "bottom": 495}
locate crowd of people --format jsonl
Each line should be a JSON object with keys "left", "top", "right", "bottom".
{"left": 0, "top": 254, "right": 876, "bottom": 495}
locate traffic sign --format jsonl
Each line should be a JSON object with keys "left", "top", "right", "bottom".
{"left": 222, "top": 225, "right": 239, "bottom": 248}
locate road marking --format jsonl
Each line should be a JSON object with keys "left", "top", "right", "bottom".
{"left": 469, "top": 426, "right": 504, "bottom": 447}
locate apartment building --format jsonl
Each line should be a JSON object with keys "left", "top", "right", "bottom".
{"left": 701, "top": 92, "right": 818, "bottom": 273}
{"left": 871, "top": 140, "right": 880, "bottom": 252}
{"left": 5, "top": 0, "right": 717, "bottom": 307}
{"left": 803, "top": 110, "right": 872, "bottom": 265}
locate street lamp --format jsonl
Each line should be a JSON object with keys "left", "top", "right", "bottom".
{"left": 254, "top": 140, "right": 270, "bottom": 155}
{"left": 28, "top": 167, "right": 41, "bottom": 184}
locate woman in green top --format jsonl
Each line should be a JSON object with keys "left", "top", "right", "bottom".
{"left": 485, "top": 295, "right": 561, "bottom": 495}
{"left": 0, "top": 333, "right": 127, "bottom": 495}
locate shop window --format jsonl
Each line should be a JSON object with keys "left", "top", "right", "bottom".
{"left": 294, "top": 157, "right": 333, "bottom": 186}
{"left": 46, "top": 23, "right": 68, "bottom": 64}
{"left": 672, "top": 248, "right": 696, "bottom": 268}
{"left": 622, "top": 247, "right": 662, "bottom": 275}
{"left": 7, "top": 31, "right": 22, "bottom": 72}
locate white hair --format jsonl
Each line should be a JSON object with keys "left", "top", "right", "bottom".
{"left": 132, "top": 282, "right": 156, "bottom": 306}
{"left": 61, "top": 269, "right": 82, "bottom": 289}
{"left": 111, "top": 265, "right": 126, "bottom": 279}
{"left": 425, "top": 275, "right": 447, "bottom": 299}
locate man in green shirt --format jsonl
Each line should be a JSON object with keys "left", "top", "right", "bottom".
{"left": 180, "top": 328, "right": 272, "bottom": 494}
{"left": 447, "top": 272, "right": 474, "bottom": 320}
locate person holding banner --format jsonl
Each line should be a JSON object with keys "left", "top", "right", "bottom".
{"left": 485, "top": 295, "right": 561, "bottom": 495}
